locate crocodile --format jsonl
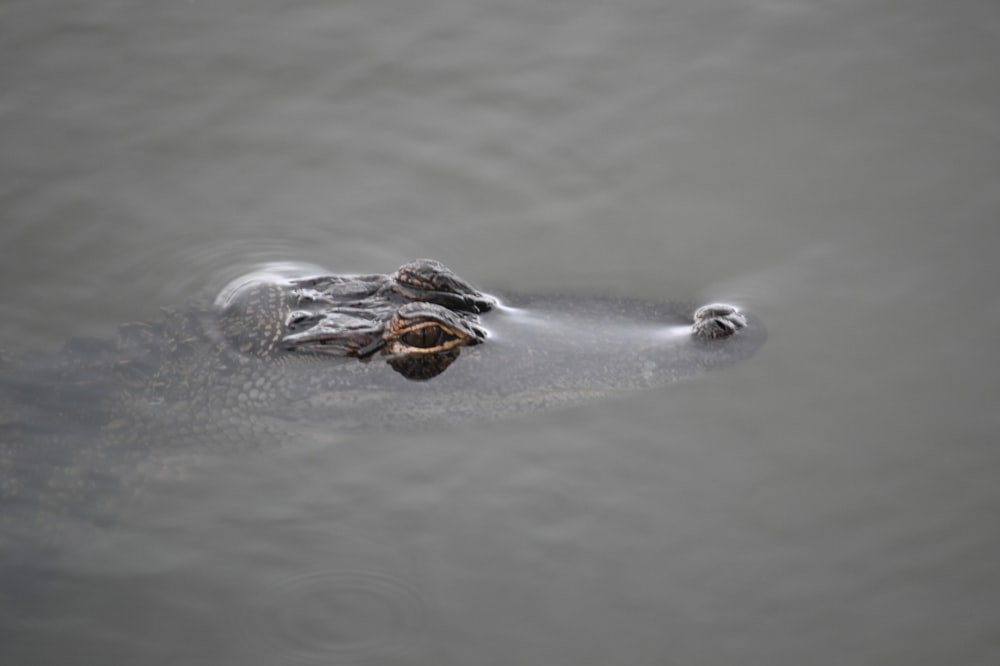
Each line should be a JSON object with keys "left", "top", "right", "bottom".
{"left": 0, "top": 259, "right": 764, "bottom": 549}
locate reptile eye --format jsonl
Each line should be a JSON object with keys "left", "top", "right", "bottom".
{"left": 400, "top": 325, "right": 445, "bottom": 348}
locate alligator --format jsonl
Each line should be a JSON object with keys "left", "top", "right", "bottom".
{"left": 0, "top": 259, "right": 764, "bottom": 550}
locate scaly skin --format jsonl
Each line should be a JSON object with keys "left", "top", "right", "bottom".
{"left": 0, "top": 260, "right": 759, "bottom": 549}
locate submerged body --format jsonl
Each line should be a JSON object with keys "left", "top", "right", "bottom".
{"left": 0, "top": 260, "right": 764, "bottom": 546}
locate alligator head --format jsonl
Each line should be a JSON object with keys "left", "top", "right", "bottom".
{"left": 218, "top": 258, "right": 750, "bottom": 382}
{"left": 221, "top": 259, "right": 494, "bottom": 380}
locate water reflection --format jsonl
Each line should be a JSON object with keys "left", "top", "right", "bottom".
{"left": 387, "top": 346, "right": 463, "bottom": 380}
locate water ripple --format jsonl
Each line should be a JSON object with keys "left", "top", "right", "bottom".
{"left": 241, "top": 569, "right": 428, "bottom": 663}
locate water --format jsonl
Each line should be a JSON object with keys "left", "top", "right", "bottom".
{"left": 2, "top": 0, "right": 999, "bottom": 663}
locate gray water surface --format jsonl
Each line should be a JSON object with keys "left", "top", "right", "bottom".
{"left": 2, "top": 0, "right": 1000, "bottom": 664}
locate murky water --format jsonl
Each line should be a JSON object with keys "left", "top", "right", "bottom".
{"left": 2, "top": 0, "right": 999, "bottom": 664}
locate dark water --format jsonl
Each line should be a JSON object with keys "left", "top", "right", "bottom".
{"left": 2, "top": 0, "right": 999, "bottom": 664}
